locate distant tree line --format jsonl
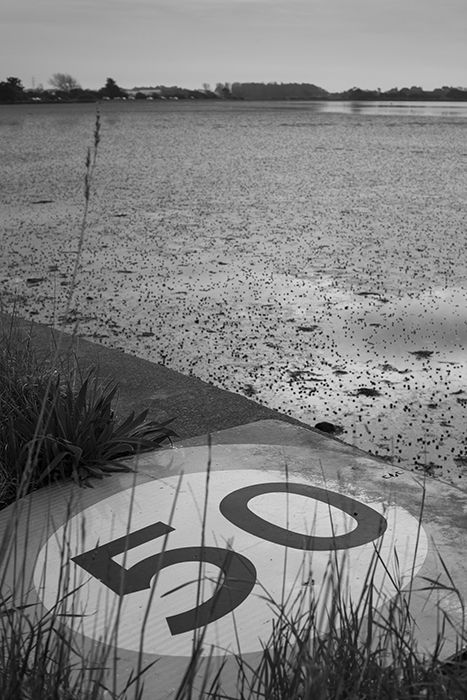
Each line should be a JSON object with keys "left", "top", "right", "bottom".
{"left": 230, "top": 82, "right": 328, "bottom": 100}
{"left": 1, "top": 75, "right": 467, "bottom": 104}
{"left": 229, "top": 82, "right": 467, "bottom": 101}
{"left": 334, "top": 85, "right": 467, "bottom": 101}
{"left": 0, "top": 75, "right": 129, "bottom": 103}
{"left": 0, "top": 75, "right": 224, "bottom": 103}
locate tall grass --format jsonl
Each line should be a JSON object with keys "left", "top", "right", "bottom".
{"left": 165, "top": 498, "right": 467, "bottom": 700}
{"left": 2, "top": 490, "right": 467, "bottom": 699}
{"left": 215, "top": 558, "right": 467, "bottom": 700}
{"left": 0, "top": 114, "right": 466, "bottom": 699}
{"left": 0, "top": 113, "right": 176, "bottom": 696}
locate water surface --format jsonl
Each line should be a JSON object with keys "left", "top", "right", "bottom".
{"left": 1, "top": 101, "right": 466, "bottom": 482}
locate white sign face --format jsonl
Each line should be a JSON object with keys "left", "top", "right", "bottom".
{"left": 34, "top": 458, "right": 427, "bottom": 658}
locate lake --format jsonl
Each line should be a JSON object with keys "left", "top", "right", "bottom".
{"left": 1, "top": 100, "right": 466, "bottom": 483}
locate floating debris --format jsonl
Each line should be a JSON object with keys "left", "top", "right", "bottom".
{"left": 380, "top": 363, "right": 409, "bottom": 374}
{"left": 315, "top": 421, "right": 344, "bottom": 436}
{"left": 409, "top": 350, "right": 434, "bottom": 360}
{"left": 356, "top": 291, "right": 389, "bottom": 302}
{"left": 297, "top": 325, "right": 320, "bottom": 332}
{"left": 356, "top": 387, "right": 382, "bottom": 397}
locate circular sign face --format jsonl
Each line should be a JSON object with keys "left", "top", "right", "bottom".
{"left": 34, "top": 465, "right": 427, "bottom": 658}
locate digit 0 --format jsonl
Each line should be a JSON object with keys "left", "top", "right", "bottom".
{"left": 219, "top": 482, "right": 387, "bottom": 550}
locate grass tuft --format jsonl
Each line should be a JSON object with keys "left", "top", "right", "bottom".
{"left": 0, "top": 327, "right": 176, "bottom": 509}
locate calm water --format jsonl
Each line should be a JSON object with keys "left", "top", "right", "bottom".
{"left": 1, "top": 101, "right": 467, "bottom": 482}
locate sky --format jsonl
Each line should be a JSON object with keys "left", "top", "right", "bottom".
{"left": 2, "top": 0, "right": 466, "bottom": 92}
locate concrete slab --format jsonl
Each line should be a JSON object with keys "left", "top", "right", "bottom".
{"left": 1, "top": 419, "right": 466, "bottom": 699}
{"left": 0, "top": 311, "right": 312, "bottom": 439}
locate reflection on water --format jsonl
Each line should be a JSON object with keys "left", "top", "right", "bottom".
{"left": 334, "top": 287, "right": 467, "bottom": 362}
{"left": 316, "top": 101, "right": 467, "bottom": 118}
{"left": 143, "top": 99, "right": 467, "bottom": 119}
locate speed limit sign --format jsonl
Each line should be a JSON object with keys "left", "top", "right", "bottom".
{"left": 2, "top": 422, "right": 466, "bottom": 698}
{"left": 35, "top": 465, "right": 427, "bottom": 658}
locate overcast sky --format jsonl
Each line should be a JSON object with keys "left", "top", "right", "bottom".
{"left": 2, "top": 0, "right": 466, "bottom": 92}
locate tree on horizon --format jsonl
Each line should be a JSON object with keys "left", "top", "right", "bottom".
{"left": 99, "top": 77, "right": 127, "bottom": 98}
{"left": 49, "top": 73, "right": 81, "bottom": 92}
{"left": 0, "top": 76, "right": 25, "bottom": 102}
